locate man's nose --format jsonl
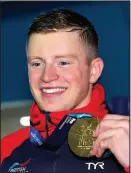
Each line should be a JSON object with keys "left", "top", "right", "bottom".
{"left": 40, "top": 65, "right": 59, "bottom": 83}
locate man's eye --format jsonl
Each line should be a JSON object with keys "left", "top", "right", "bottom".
{"left": 59, "top": 61, "right": 70, "bottom": 66}
{"left": 32, "top": 62, "right": 41, "bottom": 67}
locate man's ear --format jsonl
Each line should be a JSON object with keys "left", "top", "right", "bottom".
{"left": 89, "top": 58, "right": 104, "bottom": 84}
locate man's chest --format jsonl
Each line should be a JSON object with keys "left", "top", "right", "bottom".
{"left": 1, "top": 140, "right": 123, "bottom": 173}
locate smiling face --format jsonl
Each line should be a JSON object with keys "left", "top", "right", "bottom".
{"left": 27, "top": 31, "right": 98, "bottom": 112}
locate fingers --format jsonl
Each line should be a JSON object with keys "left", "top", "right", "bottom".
{"left": 94, "top": 117, "right": 129, "bottom": 137}
{"left": 91, "top": 127, "right": 129, "bottom": 158}
{"left": 90, "top": 115, "right": 130, "bottom": 167}
{"left": 91, "top": 129, "right": 115, "bottom": 156}
{"left": 103, "top": 114, "right": 129, "bottom": 120}
{"left": 90, "top": 142, "right": 106, "bottom": 158}
{"left": 96, "top": 141, "right": 108, "bottom": 158}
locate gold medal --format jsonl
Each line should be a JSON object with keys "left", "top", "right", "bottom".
{"left": 68, "top": 116, "right": 99, "bottom": 157}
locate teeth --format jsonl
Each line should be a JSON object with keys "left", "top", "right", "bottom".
{"left": 42, "top": 88, "right": 66, "bottom": 94}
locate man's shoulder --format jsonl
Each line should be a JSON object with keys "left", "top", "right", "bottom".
{"left": 1, "top": 127, "right": 30, "bottom": 164}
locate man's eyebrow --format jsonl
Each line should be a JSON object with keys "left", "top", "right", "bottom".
{"left": 54, "top": 54, "right": 77, "bottom": 59}
{"left": 28, "top": 56, "right": 44, "bottom": 61}
{"left": 28, "top": 54, "right": 77, "bottom": 60}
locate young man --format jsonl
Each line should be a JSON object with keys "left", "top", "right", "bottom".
{"left": 1, "top": 9, "right": 129, "bottom": 172}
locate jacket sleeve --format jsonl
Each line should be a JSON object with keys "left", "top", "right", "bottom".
{"left": 0, "top": 127, "right": 30, "bottom": 164}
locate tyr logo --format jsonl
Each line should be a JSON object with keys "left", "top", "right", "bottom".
{"left": 85, "top": 162, "right": 104, "bottom": 170}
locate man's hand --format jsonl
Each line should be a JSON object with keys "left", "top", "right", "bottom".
{"left": 90, "top": 114, "right": 129, "bottom": 168}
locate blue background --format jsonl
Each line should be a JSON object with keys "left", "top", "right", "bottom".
{"left": 2, "top": 1, "right": 130, "bottom": 102}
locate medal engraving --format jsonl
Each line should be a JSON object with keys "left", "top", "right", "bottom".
{"left": 68, "top": 117, "right": 99, "bottom": 157}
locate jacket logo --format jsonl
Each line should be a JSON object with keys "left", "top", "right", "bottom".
{"left": 30, "top": 132, "right": 43, "bottom": 145}
{"left": 85, "top": 162, "right": 104, "bottom": 170}
{"left": 69, "top": 118, "right": 76, "bottom": 124}
{"left": 8, "top": 158, "right": 31, "bottom": 172}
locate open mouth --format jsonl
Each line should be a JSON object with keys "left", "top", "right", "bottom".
{"left": 41, "top": 87, "right": 67, "bottom": 97}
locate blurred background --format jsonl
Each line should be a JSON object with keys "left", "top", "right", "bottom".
{"left": 1, "top": 1, "right": 130, "bottom": 137}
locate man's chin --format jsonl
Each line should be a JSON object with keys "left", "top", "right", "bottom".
{"left": 36, "top": 98, "right": 71, "bottom": 112}
{"left": 38, "top": 104, "right": 69, "bottom": 113}
{"left": 40, "top": 107, "right": 65, "bottom": 113}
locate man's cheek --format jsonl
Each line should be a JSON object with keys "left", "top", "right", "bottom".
{"left": 29, "top": 76, "right": 39, "bottom": 90}
{"left": 29, "top": 72, "right": 40, "bottom": 82}
{"left": 62, "top": 71, "right": 82, "bottom": 83}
